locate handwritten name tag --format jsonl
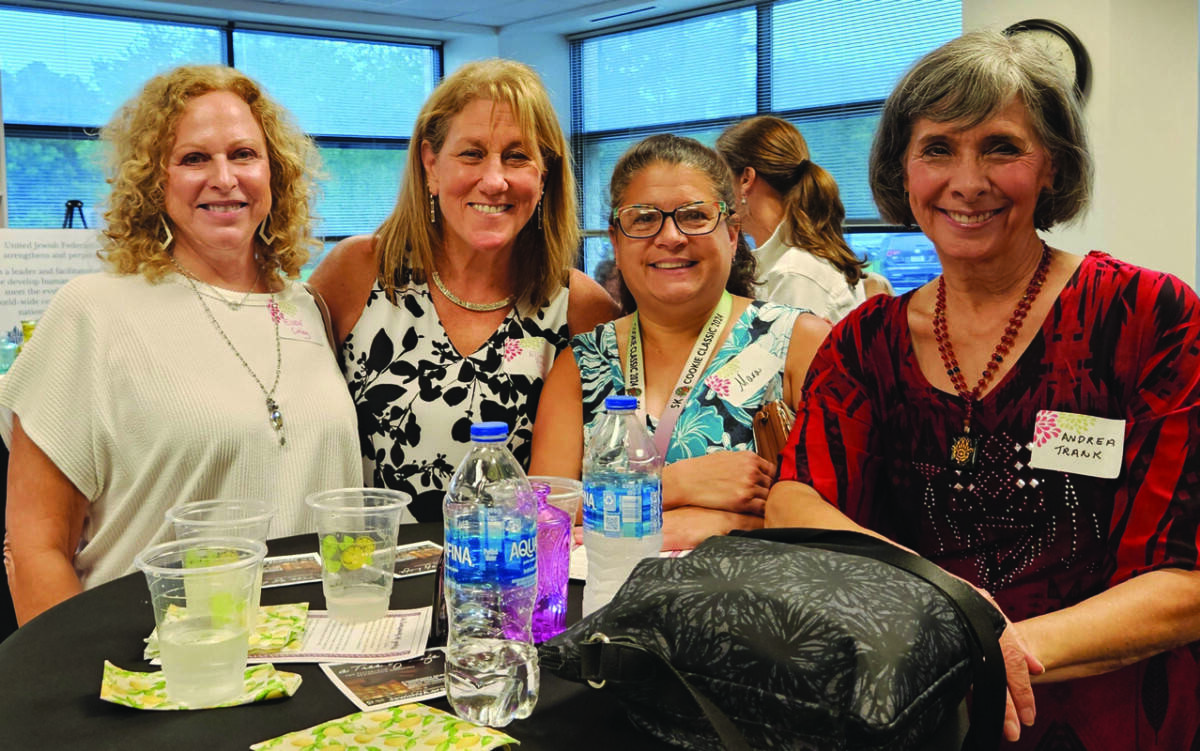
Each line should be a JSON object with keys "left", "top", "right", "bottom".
{"left": 273, "top": 298, "right": 319, "bottom": 344}
{"left": 1028, "top": 410, "right": 1125, "bottom": 479}
{"left": 502, "top": 337, "right": 550, "bottom": 379}
{"left": 703, "top": 340, "right": 782, "bottom": 408}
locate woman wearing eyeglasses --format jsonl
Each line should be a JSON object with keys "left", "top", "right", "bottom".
{"left": 530, "top": 134, "right": 829, "bottom": 550}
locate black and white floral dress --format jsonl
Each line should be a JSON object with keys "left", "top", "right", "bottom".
{"left": 342, "top": 278, "right": 571, "bottom": 521}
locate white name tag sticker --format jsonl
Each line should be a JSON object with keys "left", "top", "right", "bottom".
{"left": 1028, "top": 410, "right": 1125, "bottom": 478}
{"left": 502, "top": 336, "right": 550, "bottom": 378}
{"left": 273, "top": 299, "right": 320, "bottom": 344}
{"left": 703, "top": 340, "right": 781, "bottom": 408}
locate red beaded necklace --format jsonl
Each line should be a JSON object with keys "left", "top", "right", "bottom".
{"left": 932, "top": 241, "right": 1052, "bottom": 469}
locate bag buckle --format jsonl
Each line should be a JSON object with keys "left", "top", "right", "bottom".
{"left": 583, "top": 632, "right": 610, "bottom": 689}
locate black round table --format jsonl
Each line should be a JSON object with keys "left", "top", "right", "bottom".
{"left": 0, "top": 522, "right": 668, "bottom": 749}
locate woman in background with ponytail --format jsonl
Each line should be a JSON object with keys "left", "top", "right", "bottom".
{"left": 718, "top": 115, "right": 885, "bottom": 322}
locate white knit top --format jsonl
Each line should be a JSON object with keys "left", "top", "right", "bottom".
{"left": 0, "top": 272, "right": 361, "bottom": 589}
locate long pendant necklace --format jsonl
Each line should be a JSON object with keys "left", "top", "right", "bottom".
{"left": 169, "top": 255, "right": 286, "bottom": 446}
{"left": 932, "top": 241, "right": 1051, "bottom": 469}
{"left": 430, "top": 269, "right": 513, "bottom": 312}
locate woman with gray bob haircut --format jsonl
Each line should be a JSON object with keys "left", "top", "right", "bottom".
{"left": 870, "top": 30, "right": 1091, "bottom": 231}
{"left": 768, "top": 30, "right": 1200, "bottom": 750}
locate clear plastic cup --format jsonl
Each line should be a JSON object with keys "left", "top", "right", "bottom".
{"left": 134, "top": 537, "right": 266, "bottom": 706}
{"left": 305, "top": 488, "right": 411, "bottom": 624}
{"left": 166, "top": 499, "right": 276, "bottom": 622}
{"left": 166, "top": 499, "right": 276, "bottom": 542}
{"left": 527, "top": 476, "right": 583, "bottom": 545}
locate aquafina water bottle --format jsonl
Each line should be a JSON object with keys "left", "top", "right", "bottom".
{"left": 443, "top": 421, "right": 539, "bottom": 726}
{"left": 582, "top": 395, "right": 663, "bottom": 616}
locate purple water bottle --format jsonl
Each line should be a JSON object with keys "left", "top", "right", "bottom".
{"left": 531, "top": 481, "right": 570, "bottom": 642}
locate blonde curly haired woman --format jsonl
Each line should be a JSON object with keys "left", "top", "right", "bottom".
{"left": 0, "top": 65, "right": 359, "bottom": 625}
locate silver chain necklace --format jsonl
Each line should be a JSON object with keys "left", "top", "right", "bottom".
{"left": 169, "top": 255, "right": 286, "bottom": 446}
{"left": 430, "top": 269, "right": 513, "bottom": 312}
{"left": 204, "top": 265, "right": 263, "bottom": 311}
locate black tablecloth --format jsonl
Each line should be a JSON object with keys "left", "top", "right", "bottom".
{"left": 0, "top": 522, "right": 668, "bottom": 749}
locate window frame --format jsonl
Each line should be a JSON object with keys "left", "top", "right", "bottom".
{"left": 569, "top": 0, "right": 954, "bottom": 291}
{"left": 1, "top": 3, "right": 442, "bottom": 245}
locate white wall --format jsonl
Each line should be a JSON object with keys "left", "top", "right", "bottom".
{"left": 498, "top": 32, "right": 572, "bottom": 137}
{"left": 965, "top": 0, "right": 1199, "bottom": 286}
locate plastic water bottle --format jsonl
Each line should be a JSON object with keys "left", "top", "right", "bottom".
{"left": 582, "top": 395, "right": 663, "bottom": 616}
{"left": 443, "top": 421, "right": 540, "bottom": 727}
{"left": 530, "top": 481, "right": 570, "bottom": 642}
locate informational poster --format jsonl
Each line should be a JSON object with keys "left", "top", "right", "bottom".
{"left": 0, "top": 228, "right": 104, "bottom": 341}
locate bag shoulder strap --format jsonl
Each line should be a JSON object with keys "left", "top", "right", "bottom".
{"left": 738, "top": 528, "right": 1006, "bottom": 751}
{"left": 579, "top": 635, "right": 752, "bottom": 751}
{"left": 301, "top": 281, "right": 339, "bottom": 354}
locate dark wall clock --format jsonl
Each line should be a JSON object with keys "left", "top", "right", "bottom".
{"left": 1004, "top": 18, "right": 1091, "bottom": 101}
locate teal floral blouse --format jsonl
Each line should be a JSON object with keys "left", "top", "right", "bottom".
{"left": 573, "top": 301, "right": 804, "bottom": 462}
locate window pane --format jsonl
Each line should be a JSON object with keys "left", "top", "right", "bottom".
{"left": 787, "top": 107, "right": 882, "bottom": 220}
{"left": 234, "top": 30, "right": 437, "bottom": 138}
{"left": 577, "top": 8, "right": 756, "bottom": 133}
{"left": 315, "top": 142, "right": 406, "bottom": 239}
{"left": 846, "top": 230, "right": 940, "bottom": 294}
{"left": 4, "top": 135, "right": 104, "bottom": 228}
{"left": 579, "top": 125, "right": 727, "bottom": 230}
{"left": 582, "top": 236, "right": 613, "bottom": 281}
{"left": 0, "top": 7, "right": 222, "bottom": 127}
{"left": 771, "top": 0, "right": 961, "bottom": 110}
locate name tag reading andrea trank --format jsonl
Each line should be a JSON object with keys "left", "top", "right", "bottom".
{"left": 1028, "top": 410, "right": 1125, "bottom": 479}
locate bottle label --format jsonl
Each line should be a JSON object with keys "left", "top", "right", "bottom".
{"left": 445, "top": 515, "right": 537, "bottom": 587}
{"left": 582, "top": 478, "right": 662, "bottom": 539}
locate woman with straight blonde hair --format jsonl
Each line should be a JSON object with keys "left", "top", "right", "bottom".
{"left": 718, "top": 115, "right": 881, "bottom": 321}
{"left": 312, "top": 59, "right": 617, "bottom": 521}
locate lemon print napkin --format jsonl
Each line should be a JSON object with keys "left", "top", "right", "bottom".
{"left": 251, "top": 703, "right": 518, "bottom": 750}
{"left": 145, "top": 602, "right": 309, "bottom": 660}
{"left": 100, "top": 661, "right": 302, "bottom": 710}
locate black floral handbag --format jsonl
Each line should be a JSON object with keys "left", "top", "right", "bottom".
{"left": 539, "top": 529, "right": 1007, "bottom": 751}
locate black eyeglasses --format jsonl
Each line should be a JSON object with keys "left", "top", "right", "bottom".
{"left": 611, "top": 201, "right": 729, "bottom": 239}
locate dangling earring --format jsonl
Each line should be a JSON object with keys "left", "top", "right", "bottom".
{"left": 429, "top": 192, "right": 438, "bottom": 225}
{"left": 537, "top": 200, "right": 543, "bottom": 231}
{"left": 257, "top": 214, "right": 277, "bottom": 245}
{"left": 159, "top": 215, "right": 174, "bottom": 251}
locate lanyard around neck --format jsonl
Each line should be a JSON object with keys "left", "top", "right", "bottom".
{"left": 624, "top": 290, "right": 733, "bottom": 457}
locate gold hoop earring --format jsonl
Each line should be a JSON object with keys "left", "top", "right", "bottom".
{"left": 429, "top": 192, "right": 438, "bottom": 224}
{"left": 159, "top": 215, "right": 174, "bottom": 251}
{"left": 257, "top": 214, "right": 277, "bottom": 246}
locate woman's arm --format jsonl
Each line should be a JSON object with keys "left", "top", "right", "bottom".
{"left": 566, "top": 269, "right": 621, "bottom": 336}
{"left": 1019, "top": 567, "right": 1200, "bottom": 683}
{"left": 662, "top": 506, "right": 763, "bottom": 550}
{"left": 781, "top": 312, "right": 831, "bottom": 408}
{"left": 5, "top": 416, "right": 88, "bottom": 625}
{"left": 529, "top": 348, "right": 585, "bottom": 480}
{"left": 661, "top": 452, "right": 772, "bottom": 514}
{"left": 308, "top": 234, "right": 380, "bottom": 345}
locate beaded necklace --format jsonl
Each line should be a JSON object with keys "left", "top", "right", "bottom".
{"left": 932, "top": 241, "right": 1051, "bottom": 469}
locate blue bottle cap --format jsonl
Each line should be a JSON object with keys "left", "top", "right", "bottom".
{"left": 605, "top": 395, "right": 638, "bottom": 411}
{"left": 470, "top": 421, "right": 509, "bottom": 442}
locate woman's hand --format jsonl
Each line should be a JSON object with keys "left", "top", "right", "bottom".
{"left": 662, "top": 451, "right": 773, "bottom": 514}
{"left": 976, "top": 591, "right": 1042, "bottom": 742}
{"left": 661, "top": 506, "right": 764, "bottom": 551}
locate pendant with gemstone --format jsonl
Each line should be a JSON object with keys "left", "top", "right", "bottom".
{"left": 267, "top": 397, "right": 285, "bottom": 446}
